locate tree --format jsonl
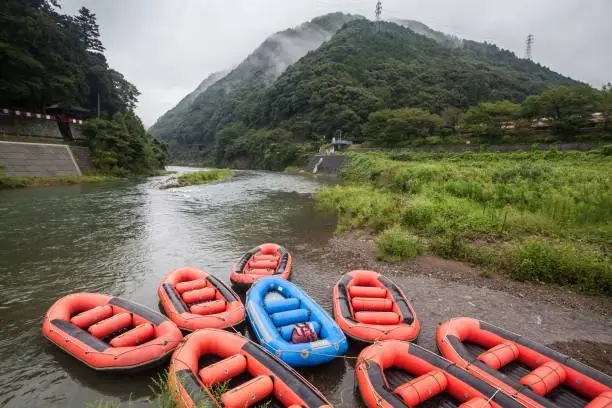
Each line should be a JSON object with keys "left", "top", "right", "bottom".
{"left": 75, "top": 7, "right": 105, "bottom": 53}
{"left": 598, "top": 84, "right": 612, "bottom": 130}
{"left": 461, "top": 101, "right": 521, "bottom": 136}
{"left": 440, "top": 106, "right": 463, "bottom": 134}
{"left": 521, "top": 85, "right": 599, "bottom": 135}
{"left": 363, "top": 108, "right": 442, "bottom": 144}
{"left": 521, "top": 85, "right": 597, "bottom": 120}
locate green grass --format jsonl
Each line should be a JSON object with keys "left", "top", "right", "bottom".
{"left": 175, "top": 169, "right": 234, "bottom": 187}
{"left": 0, "top": 174, "right": 120, "bottom": 189}
{"left": 87, "top": 373, "right": 275, "bottom": 408}
{"left": 316, "top": 151, "right": 612, "bottom": 295}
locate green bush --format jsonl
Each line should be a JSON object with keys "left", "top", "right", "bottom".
{"left": 599, "top": 144, "right": 612, "bottom": 156}
{"left": 509, "top": 242, "right": 612, "bottom": 295}
{"left": 83, "top": 112, "right": 167, "bottom": 176}
{"left": 375, "top": 226, "right": 423, "bottom": 261}
{"left": 400, "top": 197, "right": 436, "bottom": 229}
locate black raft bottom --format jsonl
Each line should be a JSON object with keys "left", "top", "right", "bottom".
{"left": 384, "top": 367, "right": 461, "bottom": 407}
{"left": 198, "top": 354, "right": 284, "bottom": 408}
{"left": 463, "top": 342, "right": 590, "bottom": 408}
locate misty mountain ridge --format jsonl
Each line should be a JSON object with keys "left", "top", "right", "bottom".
{"left": 149, "top": 12, "right": 362, "bottom": 140}
{"left": 151, "top": 13, "right": 578, "bottom": 155}
{"left": 392, "top": 19, "right": 463, "bottom": 48}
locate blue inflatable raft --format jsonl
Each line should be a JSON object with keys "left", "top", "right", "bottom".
{"left": 246, "top": 277, "right": 348, "bottom": 367}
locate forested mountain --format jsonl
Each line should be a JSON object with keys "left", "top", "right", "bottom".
{"left": 392, "top": 19, "right": 463, "bottom": 48}
{"left": 148, "top": 12, "right": 363, "bottom": 147}
{"left": 155, "top": 18, "right": 578, "bottom": 162}
{"left": 249, "top": 20, "right": 578, "bottom": 141}
{"left": 148, "top": 70, "right": 228, "bottom": 141}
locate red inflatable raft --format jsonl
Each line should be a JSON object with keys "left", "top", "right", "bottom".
{"left": 437, "top": 317, "right": 612, "bottom": 408}
{"left": 42, "top": 293, "right": 183, "bottom": 372}
{"left": 158, "top": 267, "right": 245, "bottom": 331}
{"left": 229, "top": 243, "right": 292, "bottom": 289}
{"left": 332, "top": 270, "right": 420, "bottom": 343}
{"left": 168, "top": 329, "right": 331, "bottom": 408}
{"left": 356, "top": 340, "right": 523, "bottom": 408}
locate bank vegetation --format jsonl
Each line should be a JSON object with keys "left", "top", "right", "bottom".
{"left": 316, "top": 151, "right": 612, "bottom": 296}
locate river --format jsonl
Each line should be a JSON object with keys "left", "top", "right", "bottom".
{"left": 0, "top": 168, "right": 362, "bottom": 408}
{"left": 2, "top": 167, "right": 611, "bottom": 408}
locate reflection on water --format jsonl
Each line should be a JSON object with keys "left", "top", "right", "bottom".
{"left": 0, "top": 168, "right": 355, "bottom": 407}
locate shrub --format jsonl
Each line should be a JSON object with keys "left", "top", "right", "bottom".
{"left": 175, "top": 169, "right": 234, "bottom": 187}
{"left": 444, "top": 180, "right": 487, "bottom": 202}
{"left": 599, "top": 144, "right": 612, "bottom": 156}
{"left": 375, "top": 226, "right": 423, "bottom": 261}
{"left": 400, "top": 197, "right": 436, "bottom": 229}
{"left": 509, "top": 242, "right": 612, "bottom": 295}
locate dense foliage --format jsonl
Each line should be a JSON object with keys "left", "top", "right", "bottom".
{"left": 0, "top": 0, "right": 138, "bottom": 114}
{"left": 317, "top": 152, "right": 612, "bottom": 295}
{"left": 154, "top": 17, "right": 580, "bottom": 166}
{"left": 256, "top": 20, "right": 575, "bottom": 140}
{"left": 82, "top": 113, "right": 167, "bottom": 176}
{"left": 362, "top": 108, "right": 443, "bottom": 144}
{"left": 214, "top": 124, "right": 302, "bottom": 170}
{"left": 1, "top": 0, "right": 167, "bottom": 175}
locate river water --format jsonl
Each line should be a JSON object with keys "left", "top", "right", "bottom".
{"left": 0, "top": 168, "right": 362, "bottom": 408}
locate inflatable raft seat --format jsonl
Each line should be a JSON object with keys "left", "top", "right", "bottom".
{"left": 221, "top": 375, "right": 274, "bottom": 408}
{"left": 585, "top": 391, "right": 612, "bottom": 408}
{"left": 458, "top": 397, "right": 493, "bottom": 408}
{"left": 520, "top": 361, "right": 567, "bottom": 396}
{"left": 477, "top": 341, "right": 519, "bottom": 370}
{"left": 394, "top": 370, "right": 448, "bottom": 407}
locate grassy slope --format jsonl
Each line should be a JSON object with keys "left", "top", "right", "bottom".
{"left": 316, "top": 151, "right": 612, "bottom": 295}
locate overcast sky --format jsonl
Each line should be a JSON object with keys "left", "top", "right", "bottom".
{"left": 60, "top": 0, "right": 612, "bottom": 127}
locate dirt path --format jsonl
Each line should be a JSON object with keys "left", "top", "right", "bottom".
{"left": 299, "top": 232, "right": 612, "bottom": 374}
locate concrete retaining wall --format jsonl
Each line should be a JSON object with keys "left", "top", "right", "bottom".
{"left": 0, "top": 116, "right": 63, "bottom": 139}
{"left": 0, "top": 141, "right": 82, "bottom": 176}
{"left": 69, "top": 146, "right": 93, "bottom": 174}
{"left": 69, "top": 124, "right": 86, "bottom": 140}
{"left": 306, "top": 155, "right": 346, "bottom": 174}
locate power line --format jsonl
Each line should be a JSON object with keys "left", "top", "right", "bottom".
{"left": 525, "top": 33, "right": 534, "bottom": 60}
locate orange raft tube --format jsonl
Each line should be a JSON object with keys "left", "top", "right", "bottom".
{"left": 168, "top": 329, "right": 331, "bottom": 408}
{"left": 158, "top": 267, "right": 245, "bottom": 331}
{"left": 229, "top": 243, "right": 292, "bottom": 289}
{"left": 332, "top": 270, "right": 420, "bottom": 343}
{"left": 42, "top": 293, "right": 183, "bottom": 372}
{"left": 356, "top": 340, "right": 524, "bottom": 408}
{"left": 437, "top": 317, "right": 612, "bottom": 408}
